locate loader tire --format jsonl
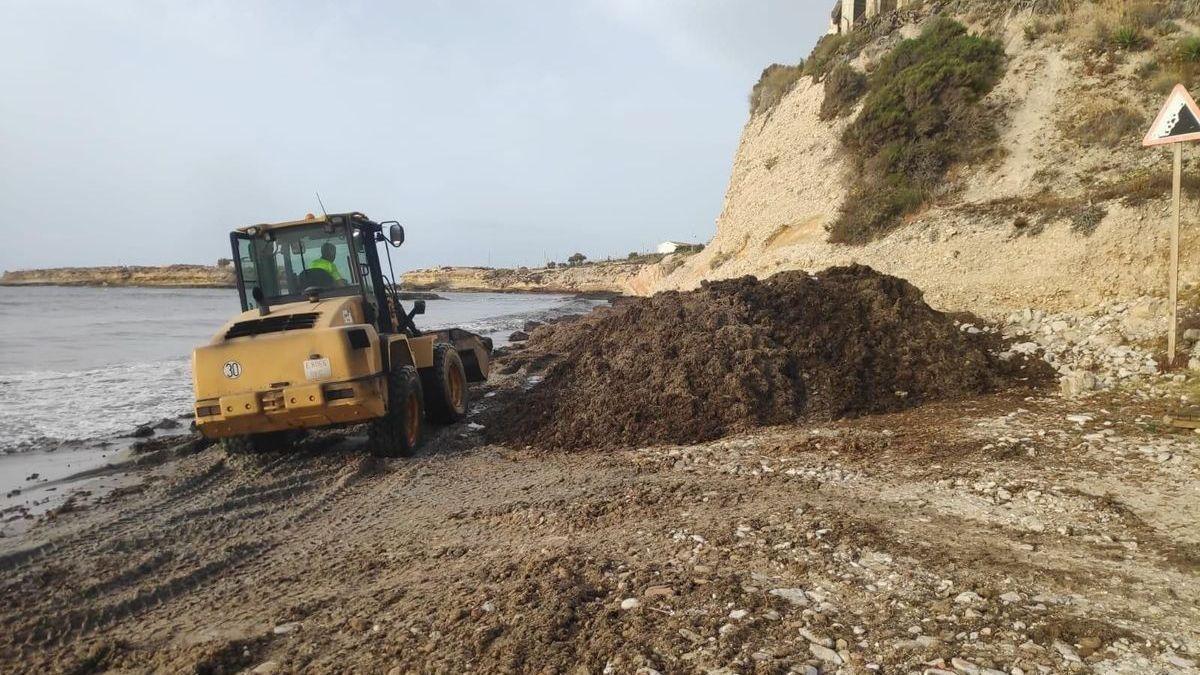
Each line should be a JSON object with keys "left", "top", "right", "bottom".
{"left": 370, "top": 365, "right": 424, "bottom": 458}
{"left": 222, "top": 430, "right": 297, "bottom": 454}
{"left": 421, "top": 343, "right": 468, "bottom": 424}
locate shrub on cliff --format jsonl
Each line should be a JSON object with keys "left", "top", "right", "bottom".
{"left": 831, "top": 17, "right": 1005, "bottom": 244}
{"left": 819, "top": 62, "right": 868, "bottom": 120}
{"left": 749, "top": 63, "right": 806, "bottom": 116}
{"left": 804, "top": 30, "right": 870, "bottom": 80}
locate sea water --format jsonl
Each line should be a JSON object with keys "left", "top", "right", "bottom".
{"left": 0, "top": 286, "right": 602, "bottom": 455}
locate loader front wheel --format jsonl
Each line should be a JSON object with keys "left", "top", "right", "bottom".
{"left": 422, "top": 343, "right": 468, "bottom": 424}
{"left": 370, "top": 365, "right": 424, "bottom": 458}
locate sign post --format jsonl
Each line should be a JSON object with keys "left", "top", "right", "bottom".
{"left": 1143, "top": 84, "right": 1200, "bottom": 365}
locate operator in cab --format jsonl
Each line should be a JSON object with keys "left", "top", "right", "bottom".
{"left": 309, "top": 243, "right": 344, "bottom": 284}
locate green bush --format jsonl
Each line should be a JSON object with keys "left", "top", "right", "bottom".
{"left": 804, "top": 33, "right": 849, "bottom": 79}
{"left": 1156, "top": 20, "right": 1181, "bottom": 36}
{"left": 803, "top": 30, "right": 872, "bottom": 81}
{"left": 830, "top": 18, "right": 1005, "bottom": 244}
{"left": 1070, "top": 205, "right": 1107, "bottom": 235}
{"left": 1113, "top": 24, "right": 1150, "bottom": 51}
{"left": 819, "top": 63, "right": 868, "bottom": 120}
{"left": 749, "top": 63, "right": 805, "bottom": 116}
{"left": 1179, "top": 36, "right": 1200, "bottom": 62}
{"left": 1142, "top": 37, "right": 1200, "bottom": 94}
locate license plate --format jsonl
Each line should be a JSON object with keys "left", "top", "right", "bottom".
{"left": 304, "top": 357, "right": 332, "bottom": 381}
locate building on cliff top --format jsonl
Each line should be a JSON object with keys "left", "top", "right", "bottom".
{"left": 657, "top": 241, "right": 705, "bottom": 255}
{"left": 829, "top": 0, "right": 921, "bottom": 34}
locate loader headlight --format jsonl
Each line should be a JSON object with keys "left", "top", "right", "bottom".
{"left": 196, "top": 405, "right": 220, "bottom": 417}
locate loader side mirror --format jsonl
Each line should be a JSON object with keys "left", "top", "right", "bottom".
{"left": 411, "top": 299, "right": 426, "bottom": 316}
{"left": 389, "top": 223, "right": 405, "bottom": 247}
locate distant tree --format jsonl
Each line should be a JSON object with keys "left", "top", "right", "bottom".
{"left": 216, "top": 258, "right": 232, "bottom": 268}
{"left": 568, "top": 252, "right": 587, "bottom": 265}
{"left": 546, "top": 261, "right": 557, "bottom": 268}
{"left": 628, "top": 252, "right": 639, "bottom": 259}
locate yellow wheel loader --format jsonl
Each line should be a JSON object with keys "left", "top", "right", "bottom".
{"left": 191, "top": 212, "right": 490, "bottom": 457}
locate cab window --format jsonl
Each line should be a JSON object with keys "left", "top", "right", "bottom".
{"left": 235, "top": 223, "right": 356, "bottom": 308}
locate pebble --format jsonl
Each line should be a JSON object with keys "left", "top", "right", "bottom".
{"left": 272, "top": 621, "right": 301, "bottom": 635}
{"left": 620, "top": 598, "right": 640, "bottom": 611}
{"left": 799, "top": 627, "right": 833, "bottom": 647}
{"left": 999, "top": 591, "right": 1021, "bottom": 604}
{"left": 728, "top": 609, "right": 748, "bottom": 620}
{"left": 1054, "top": 640, "right": 1081, "bottom": 662}
{"left": 954, "top": 591, "right": 983, "bottom": 604}
{"left": 643, "top": 585, "right": 674, "bottom": 597}
{"left": 808, "top": 643, "right": 842, "bottom": 664}
{"left": 1020, "top": 515, "right": 1046, "bottom": 532}
{"left": 252, "top": 662, "right": 279, "bottom": 674}
{"left": 951, "top": 657, "right": 981, "bottom": 674}
{"left": 768, "top": 587, "right": 809, "bottom": 606}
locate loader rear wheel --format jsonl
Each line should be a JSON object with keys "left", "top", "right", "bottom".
{"left": 422, "top": 343, "right": 468, "bottom": 424}
{"left": 370, "top": 365, "right": 424, "bottom": 458}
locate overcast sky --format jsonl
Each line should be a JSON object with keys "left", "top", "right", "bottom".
{"left": 0, "top": 1, "right": 829, "bottom": 273}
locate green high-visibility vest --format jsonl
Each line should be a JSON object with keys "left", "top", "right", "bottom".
{"left": 309, "top": 257, "right": 343, "bottom": 281}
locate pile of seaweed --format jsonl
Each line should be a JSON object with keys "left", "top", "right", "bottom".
{"left": 487, "top": 265, "right": 1046, "bottom": 450}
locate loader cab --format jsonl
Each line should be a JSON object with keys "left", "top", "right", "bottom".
{"left": 229, "top": 213, "right": 403, "bottom": 334}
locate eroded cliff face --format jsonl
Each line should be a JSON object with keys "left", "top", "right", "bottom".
{"left": 402, "top": 261, "right": 651, "bottom": 295}
{"left": 639, "top": 5, "right": 1200, "bottom": 315}
{"left": 0, "top": 265, "right": 235, "bottom": 288}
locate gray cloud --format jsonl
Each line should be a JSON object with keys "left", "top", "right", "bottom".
{"left": 0, "top": 0, "right": 829, "bottom": 272}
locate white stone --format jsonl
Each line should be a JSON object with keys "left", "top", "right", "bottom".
{"left": 272, "top": 622, "right": 301, "bottom": 635}
{"left": 1054, "top": 640, "right": 1081, "bottom": 662}
{"left": 1060, "top": 371, "right": 1097, "bottom": 397}
{"left": 620, "top": 598, "right": 640, "bottom": 610}
{"left": 1021, "top": 516, "right": 1046, "bottom": 532}
{"left": 809, "top": 643, "right": 843, "bottom": 664}
{"left": 799, "top": 627, "right": 833, "bottom": 647}
{"left": 768, "top": 588, "right": 809, "bottom": 606}
{"left": 954, "top": 591, "right": 983, "bottom": 604}
{"left": 252, "top": 662, "right": 279, "bottom": 674}
{"left": 999, "top": 591, "right": 1022, "bottom": 604}
{"left": 728, "top": 609, "right": 748, "bottom": 620}
{"left": 951, "top": 657, "right": 982, "bottom": 674}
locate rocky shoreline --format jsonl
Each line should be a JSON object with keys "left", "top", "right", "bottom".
{"left": 401, "top": 260, "right": 658, "bottom": 295}
{"left": 0, "top": 265, "right": 236, "bottom": 288}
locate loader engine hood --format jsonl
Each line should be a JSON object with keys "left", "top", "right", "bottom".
{"left": 211, "top": 297, "right": 363, "bottom": 344}
{"left": 192, "top": 296, "right": 383, "bottom": 402}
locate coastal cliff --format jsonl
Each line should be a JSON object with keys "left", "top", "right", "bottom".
{"left": 639, "top": 2, "right": 1200, "bottom": 315}
{"left": 0, "top": 265, "right": 235, "bottom": 288}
